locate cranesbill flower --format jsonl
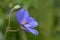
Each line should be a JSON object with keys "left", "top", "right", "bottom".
{"left": 16, "top": 8, "right": 38, "bottom": 35}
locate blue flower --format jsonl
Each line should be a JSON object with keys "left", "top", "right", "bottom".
{"left": 16, "top": 8, "right": 38, "bottom": 35}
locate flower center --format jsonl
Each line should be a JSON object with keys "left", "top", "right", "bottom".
{"left": 25, "top": 22, "right": 28, "bottom": 25}
{"left": 22, "top": 20, "right": 30, "bottom": 28}
{"left": 22, "top": 20, "right": 28, "bottom": 25}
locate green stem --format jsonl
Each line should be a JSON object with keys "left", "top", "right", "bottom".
{"left": 4, "top": 8, "right": 14, "bottom": 40}
{"left": 7, "top": 9, "right": 14, "bottom": 27}
{"left": 4, "top": 4, "right": 21, "bottom": 40}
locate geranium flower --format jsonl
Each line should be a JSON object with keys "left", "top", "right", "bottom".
{"left": 16, "top": 8, "right": 38, "bottom": 35}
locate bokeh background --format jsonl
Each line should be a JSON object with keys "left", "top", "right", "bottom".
{"left": 0, "top": 0, "right": 60, "bottom": 40}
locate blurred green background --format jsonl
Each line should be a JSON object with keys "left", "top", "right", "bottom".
{"left": 0, "top": 0, "right": 60, "bottom": 40}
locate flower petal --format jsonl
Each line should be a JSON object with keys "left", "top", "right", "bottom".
{"left": 27, "top": 28, "right": 38, "bottom": 35}
{"left": 27, "top": 17, "right": 38, "bottom": 28}
{"left": 21, "top": 24, "right": 38, "bottom": 35}
{"left": 16, "top": 8, "right": 29, "bottom": 24}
